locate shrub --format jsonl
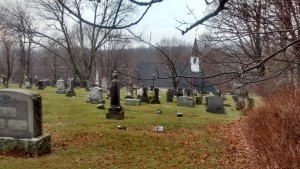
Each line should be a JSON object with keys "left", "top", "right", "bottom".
{"left": 244, "top": 86, "right": 300, "bottom": 168}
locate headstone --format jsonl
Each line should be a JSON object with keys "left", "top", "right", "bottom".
{"left": 232, "top": 95, "right": 238, "bottom": 103}
{"left": 0, "top": 89, "right": 51, "bottom": 156}
{"left": 97, "top": 104, "right": 105, "bottom": 109}
{"left": 156, "top": 109, "right": 162, "bottom": 114}
{"left": 185, "top": 87, "right": 193, "bottom": 97}
{"left": 176, "top": 88, "right": 183, "bottom": 98}
{"left": 124, "top": 99, "right": 141, "bottom": 106}
{"left": 66, "top": 78, "right": 76, "bottom": 97}
{"left": 246, "top": 97, "right": 254, "bottom": 110}
{"left": 2, "top": 77, "right": 8, "bottom": 88}
{"left": 150, "top": 87, "right": 160, "bottom": 104}
{"left": 141, "top": 87, "right": 149, "bottom": 103}
{"left": 56, "top": 80, "right": 66, "bottom": 94}
{"left": 25, "top": 78, "right": 32, "bottom": 89}
{"left": 154, "top": 126, "right": 164, "bottom": 132}
{"left": 176, "top": 112, "right": 183, "bottom": 117}
{"left": 106, "top": 71, "right": 124, "bottom": 120}
{"left": 236, "top": 97, "right": 246, "bottom": 110}
{"left": 87, "top": 87, "right": 104, "bottom": 104}
{"left": 177, "top": 96, "right": 194, "bottom": 107}
{"left": 117, "top": 125, "right": 126, "bottom": 130}
{"left": 166, "top": 89, "right": 174, "bottom": 102}
{"left": 206, "top": 96, "right": 225, "bottom": 113}
{"left": 136, "top": 85, "right": 143, "bottom": 99}
{"left": 195, "top": 96, "right": 203, "bottom": 105}
{"left": 101, "top": 77, "right": 108, "bottom": 92}
{"left": 106, "top": 86, "right": 111, "bottom": 99}
{"left": 124, "top": 82, "right": 134, "bottom": 99}
{"left": 37, "top": 80, "right": 44, "bottom": 90}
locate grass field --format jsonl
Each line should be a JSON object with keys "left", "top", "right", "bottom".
{"left": 0, "top": 84, "right": 240, "bottom": 169}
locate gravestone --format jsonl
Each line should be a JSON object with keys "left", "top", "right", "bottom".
{"left": 195, "top": 96, "right": 203, "bottom": 105}
{"left": 25, "top": 78, "right": 32, "bottom": 89}
{"left": 37, "top": 80, "right": 44, "bottom": 90}
{"left": 166, "top": 89, "right": 174, "bottom": 102}
{"left": 0, "top": 89, "right": 51, "bottom": 155}
{"left": 236, "top": 97, "right": 246, "bottom": 110}
{"left": 87, "top": 87, "right": 104, "bottom": 104}
{"left": 66, "top": 78, "right": 76, "bottom": 97}
{"left": 206, "top": 96, "right": 225, "bottom": 113}
{"left": 124, "top": 82, "right": 134, "bottom": 99}
{"left": 176, "top": 88, "right": 183, "bottom": 98}
{"left": 101, "top": 77, "right": 108, "bottom": 92}
{"left": 177, "top": 96, "right": 194, "bottom": 107}
{"left": 106, "top": 86, "right": 111, "bottom": 99}
{"left": 136, "top": 85, "right": 143, "bottom": 99}
{"left": 106, "top": 71, "right": 124, "bottom": 120}
{"left": 141, "top": 86, "right": 149, "bottom": 103}
{"left": 150, "top": 87, "right": 160, "bottom": 104}
{"left": 56, "top": 80, "right": 66, "bottom": 94}
{"left": 124, "top": 99, "right": 141, "bottom": 106}
{"left": 185, "top": 87, "right": 193, "bottom": 97}
{"left": 246, "top": 97, "right": 254, "bottom": 110}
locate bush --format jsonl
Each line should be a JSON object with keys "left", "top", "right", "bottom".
{"left": 244, "top": 86, "right": 300, "bottom": 168}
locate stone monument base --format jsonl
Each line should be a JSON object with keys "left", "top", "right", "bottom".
{"left": 149, "top": 99, "right": 160, "bottom": 104}
{"left": 66, "top": 91, "right": 76, "bottom": 97}
{"left": 124, "top": 99, "right": 141, "bottom": 106}
{"left": 0, "top": 134, "right": 51, "bottom": 156}
{"left": 106, "top": 106, "right": 124, "bottom": 120}
{"left": 206, "top": 107, "right": 225, "bottom": 114}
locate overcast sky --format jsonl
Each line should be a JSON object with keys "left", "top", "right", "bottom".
{"left": 131, "top": 0, "right": 207, "bottom": 45}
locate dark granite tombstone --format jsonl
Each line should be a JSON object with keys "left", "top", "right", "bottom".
{"left": 66, "top": 78, "right": 76, "bottom": 97}
{"left": 37, "top": 80, "right": 44, "bottom": 90}
{"left": 195, "top": 96, "right": 203, "bottom": 105}
{"left": 150, "top": 87, "right": 160, "bottom": 104}
{"left": 176, "top": 88, "right": 183, "bottom": 98}
{"left": 141, "top": 87, "right": 149, "bottom": 103}
{"left": 166, "top": 89, "right": 174, "bottom": 102}
{"left": 0, "top": 89, "right": 51, "bottom": 155}
{"left": 206, "top": 96, "right": 225, "bottom": 113}
{"left": 124, "top": 82, "right": 134, "bottom": 99}
{"left": 106, "top": 71, "right": 124, "bottom": 120}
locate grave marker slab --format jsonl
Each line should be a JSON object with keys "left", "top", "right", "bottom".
{"left": 0, "top": 89, "right": 51, "bottom": 155}
{"left": 56, "top": 80, "right": 66, "bottom": 94}
{"left": 177, "top": 96, "right": 194, "bottom": 107}
{"left": 206, "top": 96, "right": 225, "bottom": 113}
{"left": 87, "top": 87, "right": 104, "bottom": 104}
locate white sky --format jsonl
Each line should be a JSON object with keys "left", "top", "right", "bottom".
{"left": 131, "top": 0, "right": 207, "bottom": 45}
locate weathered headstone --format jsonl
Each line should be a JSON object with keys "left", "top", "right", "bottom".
{"left": 185, "top": 87, "right": 193, "bottom": 97}
{"left": 66, "top": 78, "right": 76, "bottom": 97}
{"left": 150, "top": 87, "right": 160, "bottom": 104}
{"left": 136, "top": 85, "right": 143, "bottom": 99}
{"left": 166, "top": 89, "right": 174, "bottom": 102}
{"left": 206, "top": 96, "right": 225, "bottom": 113}
{"left": 56, "top": 80, "right": 66, "bottom": 94}
{"left": 124, "top": 99, "right": 141, "bottom": 106}
{"left": 141, "top": 86, "right": 149, "bottom": 103}
{"left": 37, "top": 80, "right": 44, "bottom": 90}
{"left": 87, "top": 87, "right": 104, "bottom": 104}
{"left": 0, "top": 89, "right": 51, "bottom": 155}
{"left": 106, "top": 71, "right": 124, "bottom": 120}
{"left": 176, "top": 88, "right": 183, "bottom": 98}
{"left": 124, "top": 82, "right": 134, "bottom": 99}
{"left": 101, "top": 77, "right": 108, "bottom": 92}
{"left": 195, "top": 96, "right": 203, "bottom": 105}
{"left": 177, "top": 96, "right": 194, "bottom": 107}
{"left": 236, "top": 97, "right": 246, "bottom": 110}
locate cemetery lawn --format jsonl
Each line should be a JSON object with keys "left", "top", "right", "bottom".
{"left": 0, "top": 85, "right": 240, "bottom": 169}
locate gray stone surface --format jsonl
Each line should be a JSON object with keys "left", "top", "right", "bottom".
{"left": 177, "top": 96, "right": 194, "bottom": 107}
{"left": 87, "top": 87, "right": 104, "bottom": 104}
{"left": 0, "top": 134, "right": 51, "bottom": 156}
{"left": 66, "top": 78, "right": 76, "bottom": 97}
{"left": 124, "top": 82, "right": 134, "bottom": 99}
{"left": 124, "top": 99, "right": 141, "bottom": 106}
{"left": 56, "top": 80, "right": 65, "bottom": 94}
{"left": 206, "top": 96, "right": 225, "bottom": 113}
{"left": 101, "top": 77, "right": 108, "bottom": 92}
{"left": 0, "top": 89, "right": 51, "bottom": 155}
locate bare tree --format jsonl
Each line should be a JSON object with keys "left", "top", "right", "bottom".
{"left": 0, "top": 28, "right": 17, "bottom": 87}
